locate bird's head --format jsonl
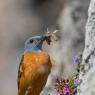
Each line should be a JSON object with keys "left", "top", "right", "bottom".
{"left": 25, "top": 36, "right": 44, "bottom": 52}
{"left": 24, "top": 30, "right": 58, "bottom": 52}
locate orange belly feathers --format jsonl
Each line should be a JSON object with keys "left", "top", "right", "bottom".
{"left": 18, "top": 52, "right": 52, "bottom": 95}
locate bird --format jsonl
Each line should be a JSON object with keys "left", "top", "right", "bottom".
{"left": 18, "top": 35, "right": 52, "bottom": 95}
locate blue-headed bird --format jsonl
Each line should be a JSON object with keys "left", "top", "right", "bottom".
{"left": 18, "top": 35, "right": 52, "bottom": 95}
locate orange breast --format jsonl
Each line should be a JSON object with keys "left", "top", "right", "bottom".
{"left": 18, "top": 51, "right": 52, "bottom": 95}
{"left": 23, "top": 51, "right": 52, "bottom": 69}
{"left": 24, "top": 51, "right": 49, "bottom": 63}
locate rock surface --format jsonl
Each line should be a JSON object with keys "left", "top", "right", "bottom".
{"left": 78, "top": 0, "right": 95, "bottom": 94}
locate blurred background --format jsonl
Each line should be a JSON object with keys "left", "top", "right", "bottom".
{"left": 0, "top": 0, "right": 90, "bottom": 95}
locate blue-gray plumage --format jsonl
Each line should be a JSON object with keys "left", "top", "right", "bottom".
{"left": 24, "top": 36, "right": 44, "bottom": 52}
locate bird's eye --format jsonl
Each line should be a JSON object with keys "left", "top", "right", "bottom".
{"left": 29, "top": 39, "right": 34, "bottom": 43}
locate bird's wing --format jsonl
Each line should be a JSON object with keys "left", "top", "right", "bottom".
{"left": 18, "top": 55, "right": 24, "bottom": 90}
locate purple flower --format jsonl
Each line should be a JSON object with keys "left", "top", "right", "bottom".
{"left": 58, "top": 93, "right": 62, "bottom": 95}
{"left": 74, "top": 80, "right": 80, "bottom": 87}
{"left": 56, "top": 78, "right": 61, "bottom": 84}
{"left": 73, "top": 55, "right": 80, "bottom": 64}
{"left": 54, "top": 87, "right": 58, "bottom": 92}
{"left": 62, "top": 86, "right": 71, "bottom": 94}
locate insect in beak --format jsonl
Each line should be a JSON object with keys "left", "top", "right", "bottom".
{"left": 43, "top": 29, "right": 59, "bottom": 45}
{"left": 45, "top": 36, "right": 51, "bottom": 45}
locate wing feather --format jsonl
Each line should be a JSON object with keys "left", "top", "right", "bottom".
{"left": 18, "top": 55, "right": 24, "bottom": 90}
